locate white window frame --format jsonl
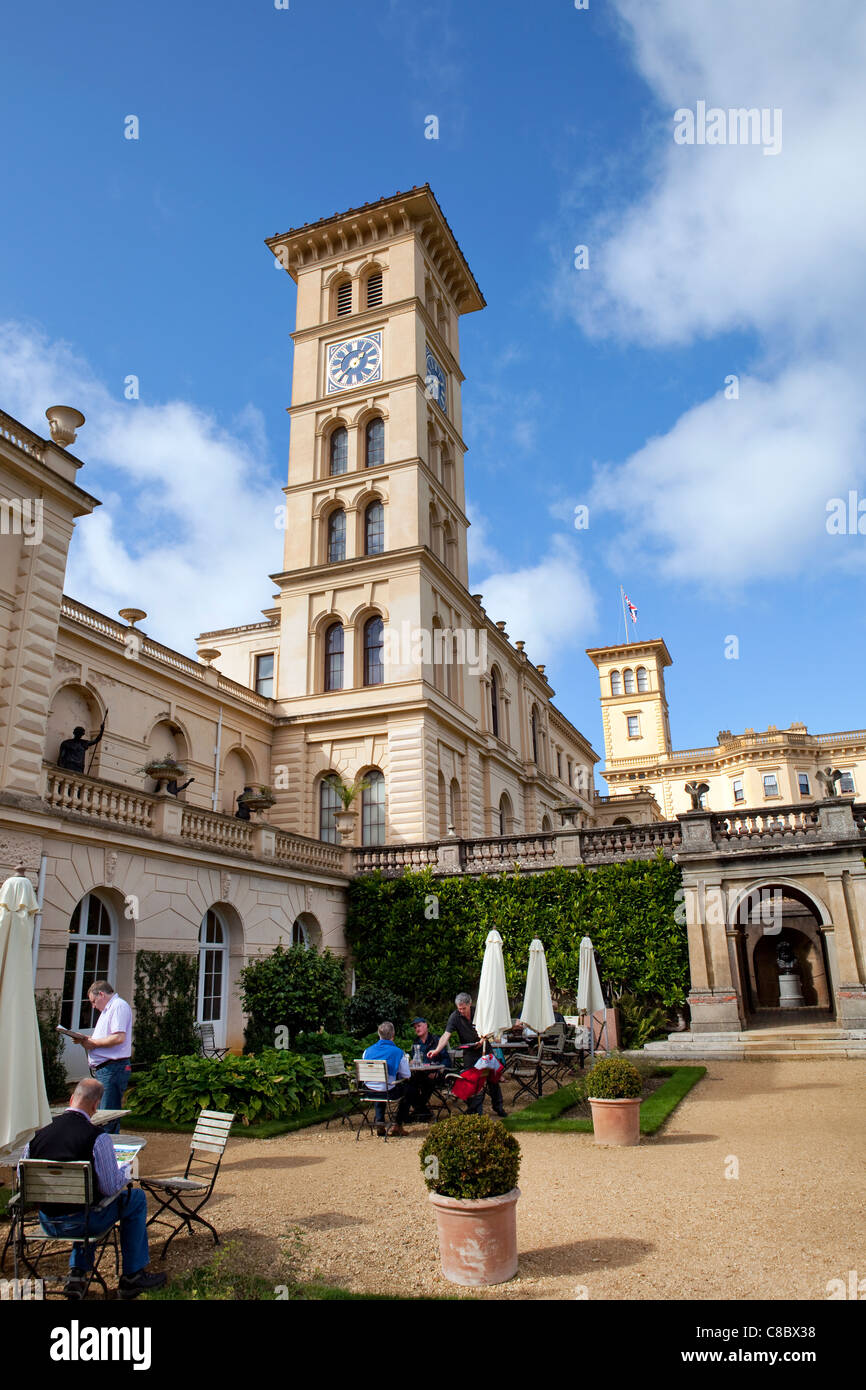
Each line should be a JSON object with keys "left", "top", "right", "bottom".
{"left": 762, "top": 773, "right": 780, "bottom": 798}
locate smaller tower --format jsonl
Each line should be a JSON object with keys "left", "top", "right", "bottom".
{"left": 586, "top": 639, "right": 673, "bottom": 768}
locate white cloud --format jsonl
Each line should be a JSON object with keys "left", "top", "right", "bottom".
{"left": 466, "top": 502, "right": 504, "bottom": 574}
{"left": 554, "top": 0, "right": 866, "bottom": 584}
{"left": 474, "top": 535, "right": 598, "bottom": 667}
{"left": 0, "top": 322, "right": 282, "bottom": 653}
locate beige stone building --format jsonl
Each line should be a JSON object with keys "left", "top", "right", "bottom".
{"left": 587, "top": 638, "right": 866, "bottom": 819}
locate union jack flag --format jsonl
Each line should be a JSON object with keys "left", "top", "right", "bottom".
{"left": 624, "top": 594, "right": 638, "bottom": 623}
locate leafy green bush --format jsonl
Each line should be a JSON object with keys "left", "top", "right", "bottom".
{"left": 347, "top": 858, "right": 686, "bottom": 1010}
{"left": 35, "top": 990, "right": 69, "bottom": 1101}
{"left": 618, "top": 993, "right": 670, "bottom": 1050}
{"left": 133, "top": 951, "right": 198, "bottom": 1068}
{"left": 290, "top": 1031, "right": 367, "bottom": 1060}
{"left": 586, "top": 1057, "right": 643, "bottom": 1100}
{"left": 344, "top": 983, "right": 409, "bottom": 1037}
{"left": 130, "top": 1050, "right": 325, "bottom": 1124}
{"left": 419, "top": 1115, "right": 521, "bottom": 1200}
{"left": 239, "top": 943, "right": 346, "bottom": 1049}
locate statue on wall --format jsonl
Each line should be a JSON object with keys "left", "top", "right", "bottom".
{"left": 816, "top": 767, "right": 842, "bottom": 798}
{"left": 685, "top": 780, "right": 710, "bottom": 810}
{"left": 57, "top": 716, "right": 105, "bottom": 773}
{"left": 776, "top": 938, "right": 797, "bottom": 973}
{"left": 235, "top": 788, "right": 252, "bottom": 820}
{"left": 167, "top": 775, "right": 195, "bottom": 796}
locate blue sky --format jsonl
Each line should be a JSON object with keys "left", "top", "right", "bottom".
{"left": 1, "top": 0, "right": 864, "bottom": 768}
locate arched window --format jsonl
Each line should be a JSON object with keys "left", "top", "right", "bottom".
{"left": 449, "top": 778, "right": 461, "bottom": 835}
{"left": 61, "top": 893, "right": 116, "bottom": 1033}
{"left": 327, "top": 508, "right": 346, "bottom": 563}
{"left": 329, "top": 426, "right": 348, "bottom": 476}
{"left": 541, "top": 814, "right": 553, "bottom": 832}
{"left": 362, "top": 769, "right": 385, "bottom": 845}
{"left": 198, "top": 909, "right": 228, "bottom": 1049}
{"left": 365, "top": 500, "right": 384, "bottom": 555}
{"left": 363, "top": 616, "right": 384, "bottom": 686}
{"left": 365, "top": 417, "right": 384, "bottom": 468}
{"left": 498, "top": 793, "right": 512, "bottom": 836}
{"left": 636, "top": 666, "right": 649, "bottom": 692}
{"left": 623, "top": 668, "right": 636, "bottom": 694}
{"left": 429, "top": 503, "right": 440, "bottom": 557}
{"left": 438, "top": 771, "right": 447, "bottom": 837}
{"left": 612, "top": 816, "right": 632, "bottom": 826}
{"left": 440, "top": 448, "right": 454, "bottom": 494}
{"left": 334, "top": 278, "right": 352, "bottom": 317}
{"left": 491, "top": 670, "right": 500, "bottom": 738}
{"left": 320, "top": 774, "right": 340, "bottom": 843}
{"left": 292, "top": 918, "right": 309, "bottom": 948}
{"left": 531, "top": 707, "right": 539, "bottom": 763}
{"left": 324, "top": 623, "right": 344, "bottom": 692}
{"left": 443, "top": 519, "right": 457, "bottom": 572}
{"left": 610, "top": 669, "right": 622, "bottom": 696}
{"left": 365, "top": 269, "right": 383, "bottom": 309}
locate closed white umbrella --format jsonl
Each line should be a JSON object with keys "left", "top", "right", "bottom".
{"left": 473, "top": 929, "right": 512, "bottom": 1039}
{"left": 0, "top": 866, "right": 51, "bottom": 1157}
{"left": 576, "top": 935, "right": 607, "bottom": 1059}
{"left": 519, "top": 938, "right": 556, "bottom": 1035}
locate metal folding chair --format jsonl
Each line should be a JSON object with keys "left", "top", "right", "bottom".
{"left": 353, "top": 1060, "right": 405, "bottom": 1140}
{"left": 322, "top": 1054, "right": 360, "bottom": 1129}
{"left": 539, "top": 1024, "right": 572, "bottom": 1085}
{"left": 509, "top": 1042, "right": 561, "bottom": 1106}
{"left": 140, "top": 1109, "right": 234, "bottom": 1258}
{"left": 9, "top": 1160, "right": 122, "bottom": 1299}
{"left": 195, "top": 1022, "right": 229, "bottom": 1060}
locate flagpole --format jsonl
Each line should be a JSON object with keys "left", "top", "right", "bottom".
{"left": 620, "top": 586, "right": 629, "bottom": 646}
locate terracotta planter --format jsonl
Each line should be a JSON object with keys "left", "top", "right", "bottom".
{"left": 429, "top": 1187, "right": 520, "bottom": 1286}
{"left": 589, "top": 1096, "right": 641, "bottom": 1146}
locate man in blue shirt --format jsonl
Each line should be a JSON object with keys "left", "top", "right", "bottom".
{"left": 361, "top": 1022, "right": 410, "bottom": 1136}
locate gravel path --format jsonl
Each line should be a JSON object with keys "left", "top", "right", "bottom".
{"left": 12, "top": 1061, "right": 866, "bottom": 1300}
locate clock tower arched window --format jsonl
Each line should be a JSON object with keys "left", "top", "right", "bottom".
{"left": 324, "top": 623, "right": 344, "bottom": 692}
{"left": 365, "top": 500, "right": 384, "bottom": 555}
{"left": 329, "top": 426, "right": 348, "bottom": 476}
{"left": 327, "top": 509, "right": 346, "bottom": 563}
{"left": 363, "top": 616, "right": 384, "bottom": 686}
{"left": 365, "top": 417, "right": 384, "bottom": 468}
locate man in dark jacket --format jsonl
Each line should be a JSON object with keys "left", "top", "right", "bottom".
{"left": 429, "top": 993, "right": 506, "bottom": 1116}
{"left": 21, "top": 1077, "right": 166, "bottom": 1300}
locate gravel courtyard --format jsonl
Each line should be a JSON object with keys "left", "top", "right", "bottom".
{"left": 126, "top": 1059, "right": 866, "bottom": 1301}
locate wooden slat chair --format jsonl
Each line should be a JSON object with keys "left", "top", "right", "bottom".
{"left": 140, "top": 1109, "right": 235, "bottom": 1258}
{"left": 322, "top": 1054, "right": 360, "bottom": 1129}
{"left": 195, "top": 1022, "right": 228, "bottom": 1060}
{"left": 9, "top": 1160, "right": 122, "bottom": 1298}
{"left": 353, "top": 1060, "right": 405, "bottom": 1140}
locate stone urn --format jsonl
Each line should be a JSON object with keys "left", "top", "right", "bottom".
{"left": 334, "top": 808, "right": 357, "bottom": 840}
{"left": 428, "top": 1188, "right": 520, "bottom": 1286}
{"left": 142, "top": 759, "right": 187, "bottom": 793}
{"left": 238, "top": 788, "right": 276, "bottom": 817}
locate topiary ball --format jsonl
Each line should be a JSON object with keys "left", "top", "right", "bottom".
{"left": 585, "top": 1057, "right": 643, "bottom": 1100}
{"left": 419, "top": 1115, "right": 521, "bottom": 1201}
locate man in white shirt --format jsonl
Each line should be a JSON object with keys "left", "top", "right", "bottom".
{"left": 67, "top": 980, "right": 133, "bottom": 1134}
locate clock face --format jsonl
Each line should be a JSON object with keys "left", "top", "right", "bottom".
{"left": 327, "top": 333, "right": 382, "bottom": 393}
{"left": 425, "top": 346, "right": 447, "bottom": 414}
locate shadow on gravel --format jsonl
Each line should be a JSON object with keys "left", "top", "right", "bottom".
{"left": 292, "top": 1211, "right": 367, "bottom": 1230}
{"left": 646, "top": 1133, "right": 719, "bottom": 1145}
{"left": 222, "top": 1155, "right": 328, "bottom": 1172}
{"left": 518, "top": 1237, "right": 654, "bottom": 1275}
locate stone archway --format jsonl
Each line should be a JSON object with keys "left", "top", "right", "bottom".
{"left": 732, "top": 883, "right": 835, "bottom": 1025}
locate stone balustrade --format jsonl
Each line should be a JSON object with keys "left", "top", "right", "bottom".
{"left": 44, "top": 768, "right": 155, "bottom": 829}
{"left": 711, "top": 805, "right": 822, "bottom": 846}
{"left": 273, "top": 829, "right": 347, "bottom": 873}
{"left": 579, "top": 821, "right": 682, "bottom": 863}
{"left": 353, "top": 842, "right": 440, "bottom": 875}
{"left": 180, "top": 807, "right": 253, "bottom": 854}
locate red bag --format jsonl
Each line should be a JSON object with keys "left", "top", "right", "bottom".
{"left": 451, "top": 1064, "right": 503, "bottom": 1099}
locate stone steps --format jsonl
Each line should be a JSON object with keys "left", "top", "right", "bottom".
{"left": 635, "top": 1027, "right": 866, "bottom": 1060}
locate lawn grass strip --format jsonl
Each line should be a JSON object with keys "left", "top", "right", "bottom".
{"left": 503, "top": 1066, "right": 706, "bottom": 1135}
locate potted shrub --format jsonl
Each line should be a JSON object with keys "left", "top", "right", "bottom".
{"left": 332, "top": 778, "right": 368, "bottom": 838}
{"left": 238, "top": 785, "right": 276, "bottom": 815}
{"left": 137, "top": 756, "right": 188, "bottom": 792}
{"left": 419, "top": 1115, "right": 521, "bottom": 1286}
{"left": 586, "top": 1056, "right": 643, "bottom": 1146}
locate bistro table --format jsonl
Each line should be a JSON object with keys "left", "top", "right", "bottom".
{"left": 407, "top": 1062, "right": 450, "bottom": 1119}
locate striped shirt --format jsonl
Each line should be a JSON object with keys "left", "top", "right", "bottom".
{"left": 21, "top": 1109, "right": 131, "bottom": 1199}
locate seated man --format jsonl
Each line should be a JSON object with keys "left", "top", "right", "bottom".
{"left": 406, "top": 1017, "right": 449, "bottom": 1120}
{"left": 361, "top": 1022, "right": 411, "bottom": 1136}
{"left": 20, "top": 1077, "right": 167, "bottom": 1300}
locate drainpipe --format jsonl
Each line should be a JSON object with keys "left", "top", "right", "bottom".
{"left": 211, "top": 707, "right": 223, "bottom": 812}
{"left": 32, "top": 852, "right": 47, "bottom": 985}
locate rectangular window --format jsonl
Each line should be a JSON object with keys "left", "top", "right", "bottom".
{"left": 255, "top": 653, "right": 274, "bottom": 698}
{"left": 556, "top": 750, "right": 562, "bottom": 779}
{"left": 732, "top": 778, "right": 744, "bottom": 803}
{"left": 627, "top": 715, "right": 640, "bottom": 739}
{"left": 839, "top": 771, "right": 856, "bottom": 793}
{"left": 798, "top": 772, "right": 810, "bottom": 797}
{"left": 763, "top": 773, "right": 779, "bottom": 797}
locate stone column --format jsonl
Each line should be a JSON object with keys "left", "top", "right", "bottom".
{"left": 824, "top": 870, "right": 866, "bottom": 1028}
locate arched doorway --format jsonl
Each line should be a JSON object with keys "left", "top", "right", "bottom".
{"left": 197, "top": 908, "right": 229, "bottom": 1050}
{"left": 61, "top": 891, "right": 118, "bottom": 1078}
{"left": 733, "top": 883, "right": 835, "bottom": 1026}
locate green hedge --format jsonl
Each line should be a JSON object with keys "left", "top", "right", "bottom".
{"left": 347, "top": 858, "right": 686, "bottom": 1008}
{"left": 133, "top": 951, "right": 198, "bottom": 1068}
{"left": 130, "top": 1050, "right": 325, "bottom": 1125}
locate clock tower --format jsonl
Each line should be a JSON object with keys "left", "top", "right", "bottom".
{"left": 201, "top": 187, "right": 598, "bottom": 844}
